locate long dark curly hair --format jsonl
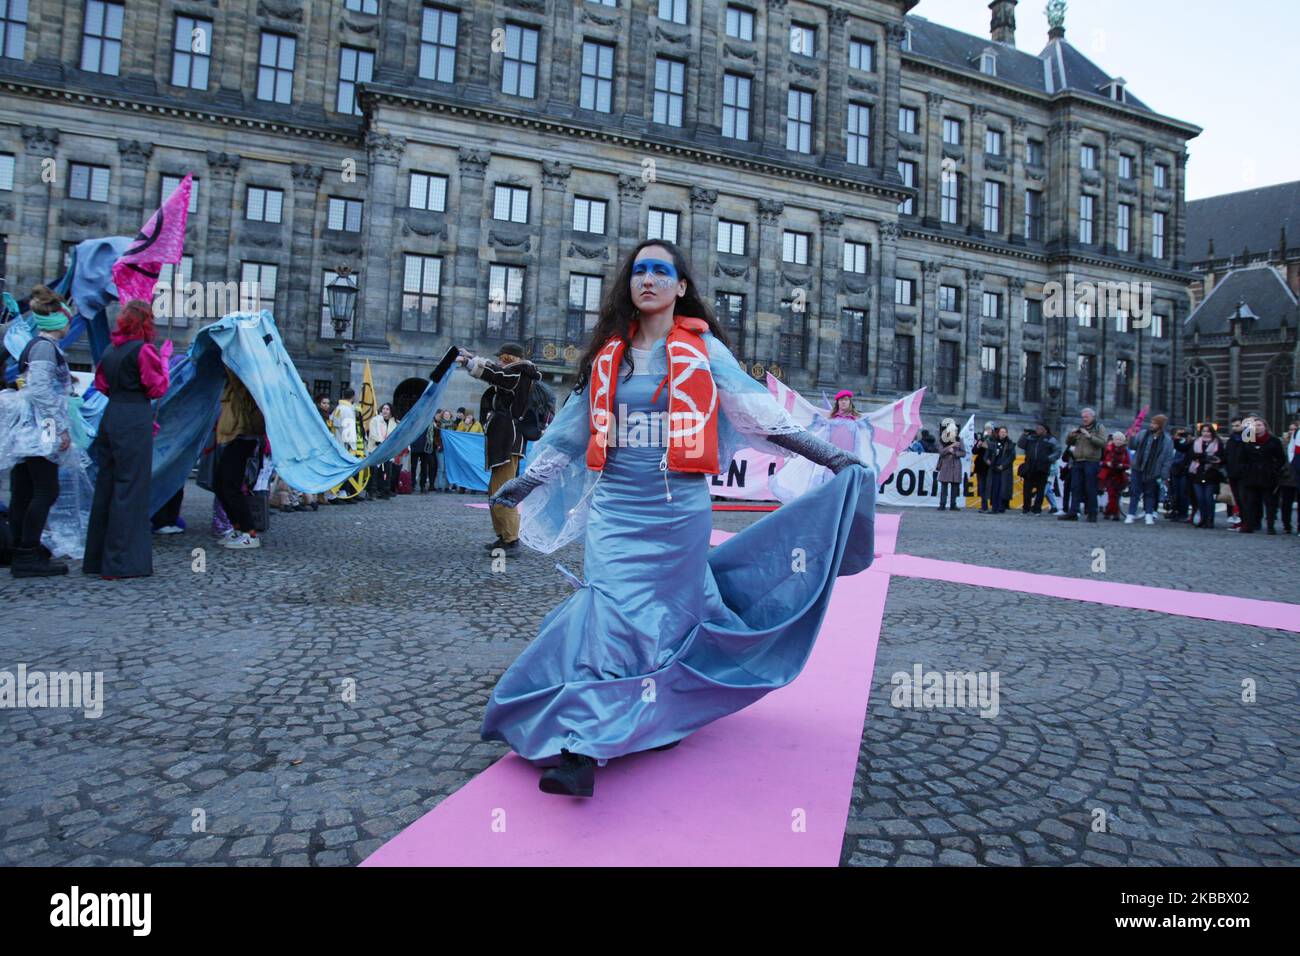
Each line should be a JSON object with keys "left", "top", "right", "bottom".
{"left": 570, "top": 239, "right": 730, "bottom": 394}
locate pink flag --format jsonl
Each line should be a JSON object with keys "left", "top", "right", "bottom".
{"left": 1126, "top": 405, "right": 1149, "bottom": 438}
{"left": 111, "top": 173, "right": 192, "bottom": 306}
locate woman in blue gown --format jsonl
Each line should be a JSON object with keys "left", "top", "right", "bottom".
{"left": 481, "top": 240, "right": 878, "bottom": 797}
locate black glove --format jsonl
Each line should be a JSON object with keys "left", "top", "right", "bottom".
{"left": 767, "top": 429, "right": 868, "bottom": 474}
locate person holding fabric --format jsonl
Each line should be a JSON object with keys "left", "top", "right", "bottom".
{"left": 765, "top": 388, "right": 872, "bottom": 503}
{"left": 456, "top": 413, "right": 483, "bottom": 433}
{"left": 410, "top": 415, "right": 437, "bottom": 493}
{"left": 456, "top": 341, "right": 541, "bottom": 551}
{"left": 213, "top": 369, "right": 266, "bottom": 549}
{"left": 481, "top": 240, "right": 873, "bottom": 798}
{"left": 367, "top": 403, "right": 399, "bottom": 499}
{"left": 82, "top": 300, "right": 172, "bottom": 579}
{"left": 1124, "top": 414, "right": 1174, "bottom": 526}
{"left": 0, "top": 286, "right": 77, "bottom": 577}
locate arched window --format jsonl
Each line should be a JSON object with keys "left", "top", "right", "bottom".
{"left": 1263, "top": 355, "right": 1293, "bottom": 430}
{"left": 1185, "top": 362, "right": 1214, "bottom": 426}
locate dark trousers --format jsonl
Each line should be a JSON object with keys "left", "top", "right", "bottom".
{"left": 976, "top": 470, "right": 989, "bottom": 510}
{"left": 1240, "top": 484, "right": 1279, "bottom": 531}
{"left": 9, "top": 457, "right": 59, "bottom": 549}
{"left": 1022, "top": 468, "right": 1049, "bottom": 513}
{"left": 84, "top": 404, "right": 155, "bottom": 577}
{"left": 1069, "top": 460, "right": 1100, "bottom": 517}
{"left": 151, "top": 487, "right": 184, "bottom": 529}
{"left": 1172, "top": 473, "right": 1191, "bottom": 519}
{"left": 1060, "top": 468, "right": 1073, "bottom": 513}
{"left": 215, "top": 437, "right": 258, "bottom": 532}
{"left": 989, "top": 469, "right": 1009, "bottom": 512}
{"left": 938, "top": 481, "right": 960, "bottom": 509}
{"left": 1127, "top": 475, "right": 1159, "bottom": 516}
{"left": 1193, "top": 481, "right": 1218, "bottom": 526}
{"left": 412, "top": 452, "right": 434, "bottom": 490}
{"left": 1278, "top": 486, "right": 1295, "bottom": 530}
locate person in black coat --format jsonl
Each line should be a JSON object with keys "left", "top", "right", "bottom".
{"left": 1236, "top": 417, "right": 1288, "bottom": 534}
{"left": 986, "top": 426, "right": 1016, "bottom": 514}
{"left": 1017, "top": 423, "right": 1060, "bottom": 515}
{"left": 1223, "top": 419, "right": 1245, "bottom": 525}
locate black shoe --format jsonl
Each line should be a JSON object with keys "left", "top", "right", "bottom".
{"left": 1267, "top": 525, "right": 1277, "bottom": 535}
{"left": 484, "top": 537, "right": 519, "bottom": 551}
{"left": 10, "top": 546, "right": 69, "bottom": 578}
{"left": 1057, "top": 514, "right": 1078, "bottom": 521}
{"left": 538, "top": 750, "right": 596, "bottom": 797}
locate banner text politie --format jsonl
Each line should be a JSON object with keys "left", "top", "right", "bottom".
{"left": 707, "top": 449, "right": 975, "bottom": 507}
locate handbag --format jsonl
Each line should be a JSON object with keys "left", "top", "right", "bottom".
{"left": 196, "top": 438, "right": 220, "bottom": 492}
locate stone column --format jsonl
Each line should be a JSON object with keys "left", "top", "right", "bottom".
{"left": 695, "top": 4, "right": 720, "bottom": 132}
{"left": 920, "top": 260, "right": 942, "bottom": 395}
{"left": 824, "top": 9, "right": 850, "bottom": 165}
{"left": 968, "top": 106, "right": 986, "bottom": 232}
{"left": 923, "top": 91, "right": 943, "bottom": 224}
{"left": 1174, "top": 148, "right": 1189, "bottom": 268}
{"left": 882, "top": 24, "right": 906, "bottom": 176}
{"left": 1006, "top": 276, "right": 1026, "bottom": 413}
{"left": 616, "top": 173, "right": 645, "bottom": 242}
{"left": 203, "top": 151, "right": 241, "bottom": 286}
{"left": 963, "top": 268, "right": 984, "bottom": 408}
{"left": 1138, "top": 142, "right": 1154, "bottom": 261}
{"left": 538, "top": 160, "right": 572, "bottom": 341}
{"left": 1009, "top": 117, "right": 1028, "bottom": 242}
{"left": 465, "top": 3, "right": 494, "bottom": 96}
{"left": 357, "top": 131, "right": 404, "bottom": 346}
{"left": 873, "top": 221, "right": 899, "bottom": 394}
{"left": 115, "top": 139, "right": 153, "bottom": 237}
{"left": 816, "top": 209, "right": 844, "bottom": 386}
{"left": 289, "top": 162, "right": 323, "bottom": 352}
{"left": 756, "top": 198, "right": 784, "bottom": 362}
{"left": 1102, "top": 131, "right": 1118, "bottom": 255}
{"left": 19, "top": 127, "right": 57, "bottom": 283}
{"left": 686, "top": 183, "right": 717, "bottom": 269}
{"left": 544, "top": 0, "right": 576, "bottom": 116}
{"left": 761, "top": 0, "right": 791, "bottom": 156}
{"left": 623, "top": 2, "right": 651, "bottom": 128}
{"left": 452, "top": 147, "right": 491, "bottom": 345}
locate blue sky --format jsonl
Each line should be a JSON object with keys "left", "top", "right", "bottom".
{"left": 908, "top": 0, "right": 1297, "bottom": 200}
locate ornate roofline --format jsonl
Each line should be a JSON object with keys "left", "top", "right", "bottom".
{"left": 901, "top": 56, "right": 1202, "bottom": 140}
{"left": 0, "top": 79, "right": 362, "bottom": 145}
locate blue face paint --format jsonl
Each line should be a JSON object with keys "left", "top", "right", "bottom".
{"left": 631, "top": 258, "right": 678, "bottom": 281}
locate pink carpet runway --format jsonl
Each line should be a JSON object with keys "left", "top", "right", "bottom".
{"left": 362, "top": 514, "right": 901, "bottom": 867}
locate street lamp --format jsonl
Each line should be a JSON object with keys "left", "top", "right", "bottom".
{"left": 327, "top": 265, "right": 358, "bottom": 397}
{"left": 1284, "top": 390, "right": 1300, "bottom": 424}
{"left": 1045, "top": 359, "right": 1067, "bottom": 434}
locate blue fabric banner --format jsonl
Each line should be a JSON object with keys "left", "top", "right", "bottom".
{"left": 439, "top": 429, "right": 531, "bottom": 491}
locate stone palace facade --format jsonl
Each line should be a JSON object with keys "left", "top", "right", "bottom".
{"left": 0, "top": 0, "right": 1201, "bottom": 427}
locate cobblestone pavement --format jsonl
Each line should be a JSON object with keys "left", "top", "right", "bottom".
{"left": 0, "top": 486, "right": 1295, "bottom": 866}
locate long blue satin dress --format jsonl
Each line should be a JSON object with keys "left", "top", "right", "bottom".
{"left": 480, "top": 336, "right": 876, "bottom": 763}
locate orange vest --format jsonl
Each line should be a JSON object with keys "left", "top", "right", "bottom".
{"left": 586, "top": 315, "right": 720, "bottom": 474}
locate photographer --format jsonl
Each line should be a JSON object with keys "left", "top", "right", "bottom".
{"left": 1169, "top": 426, "right": 1193, "bottom": 522}
{"left": 1017, "top": 422, "right": 1060, "bottom": 515}
{"left": 1058, "top": 407, "right": 1106, "bottom": 522}
{"left": 457, "top": 342, "right": 540, "bottom": 552}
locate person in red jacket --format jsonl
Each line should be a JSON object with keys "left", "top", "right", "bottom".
{"left": 1098, "top": 432, "right": 1131, "bottom": 520}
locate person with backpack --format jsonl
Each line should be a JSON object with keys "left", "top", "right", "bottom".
{"left": 458, "top": 341, "right": 541, "bottom": 552}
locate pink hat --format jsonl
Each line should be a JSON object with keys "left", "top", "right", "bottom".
{"left": 834, "top": 389, "right": 854, "bottom": 401}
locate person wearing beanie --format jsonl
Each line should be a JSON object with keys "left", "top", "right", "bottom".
{"left": 1124, "top": 413, "right": 1174, "bottom": 526}
{"left": 0, "top": 286, "right": 76, "bottom": 576}
{"left": 456, "top": 340, "right": 540, "bottom": 550}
